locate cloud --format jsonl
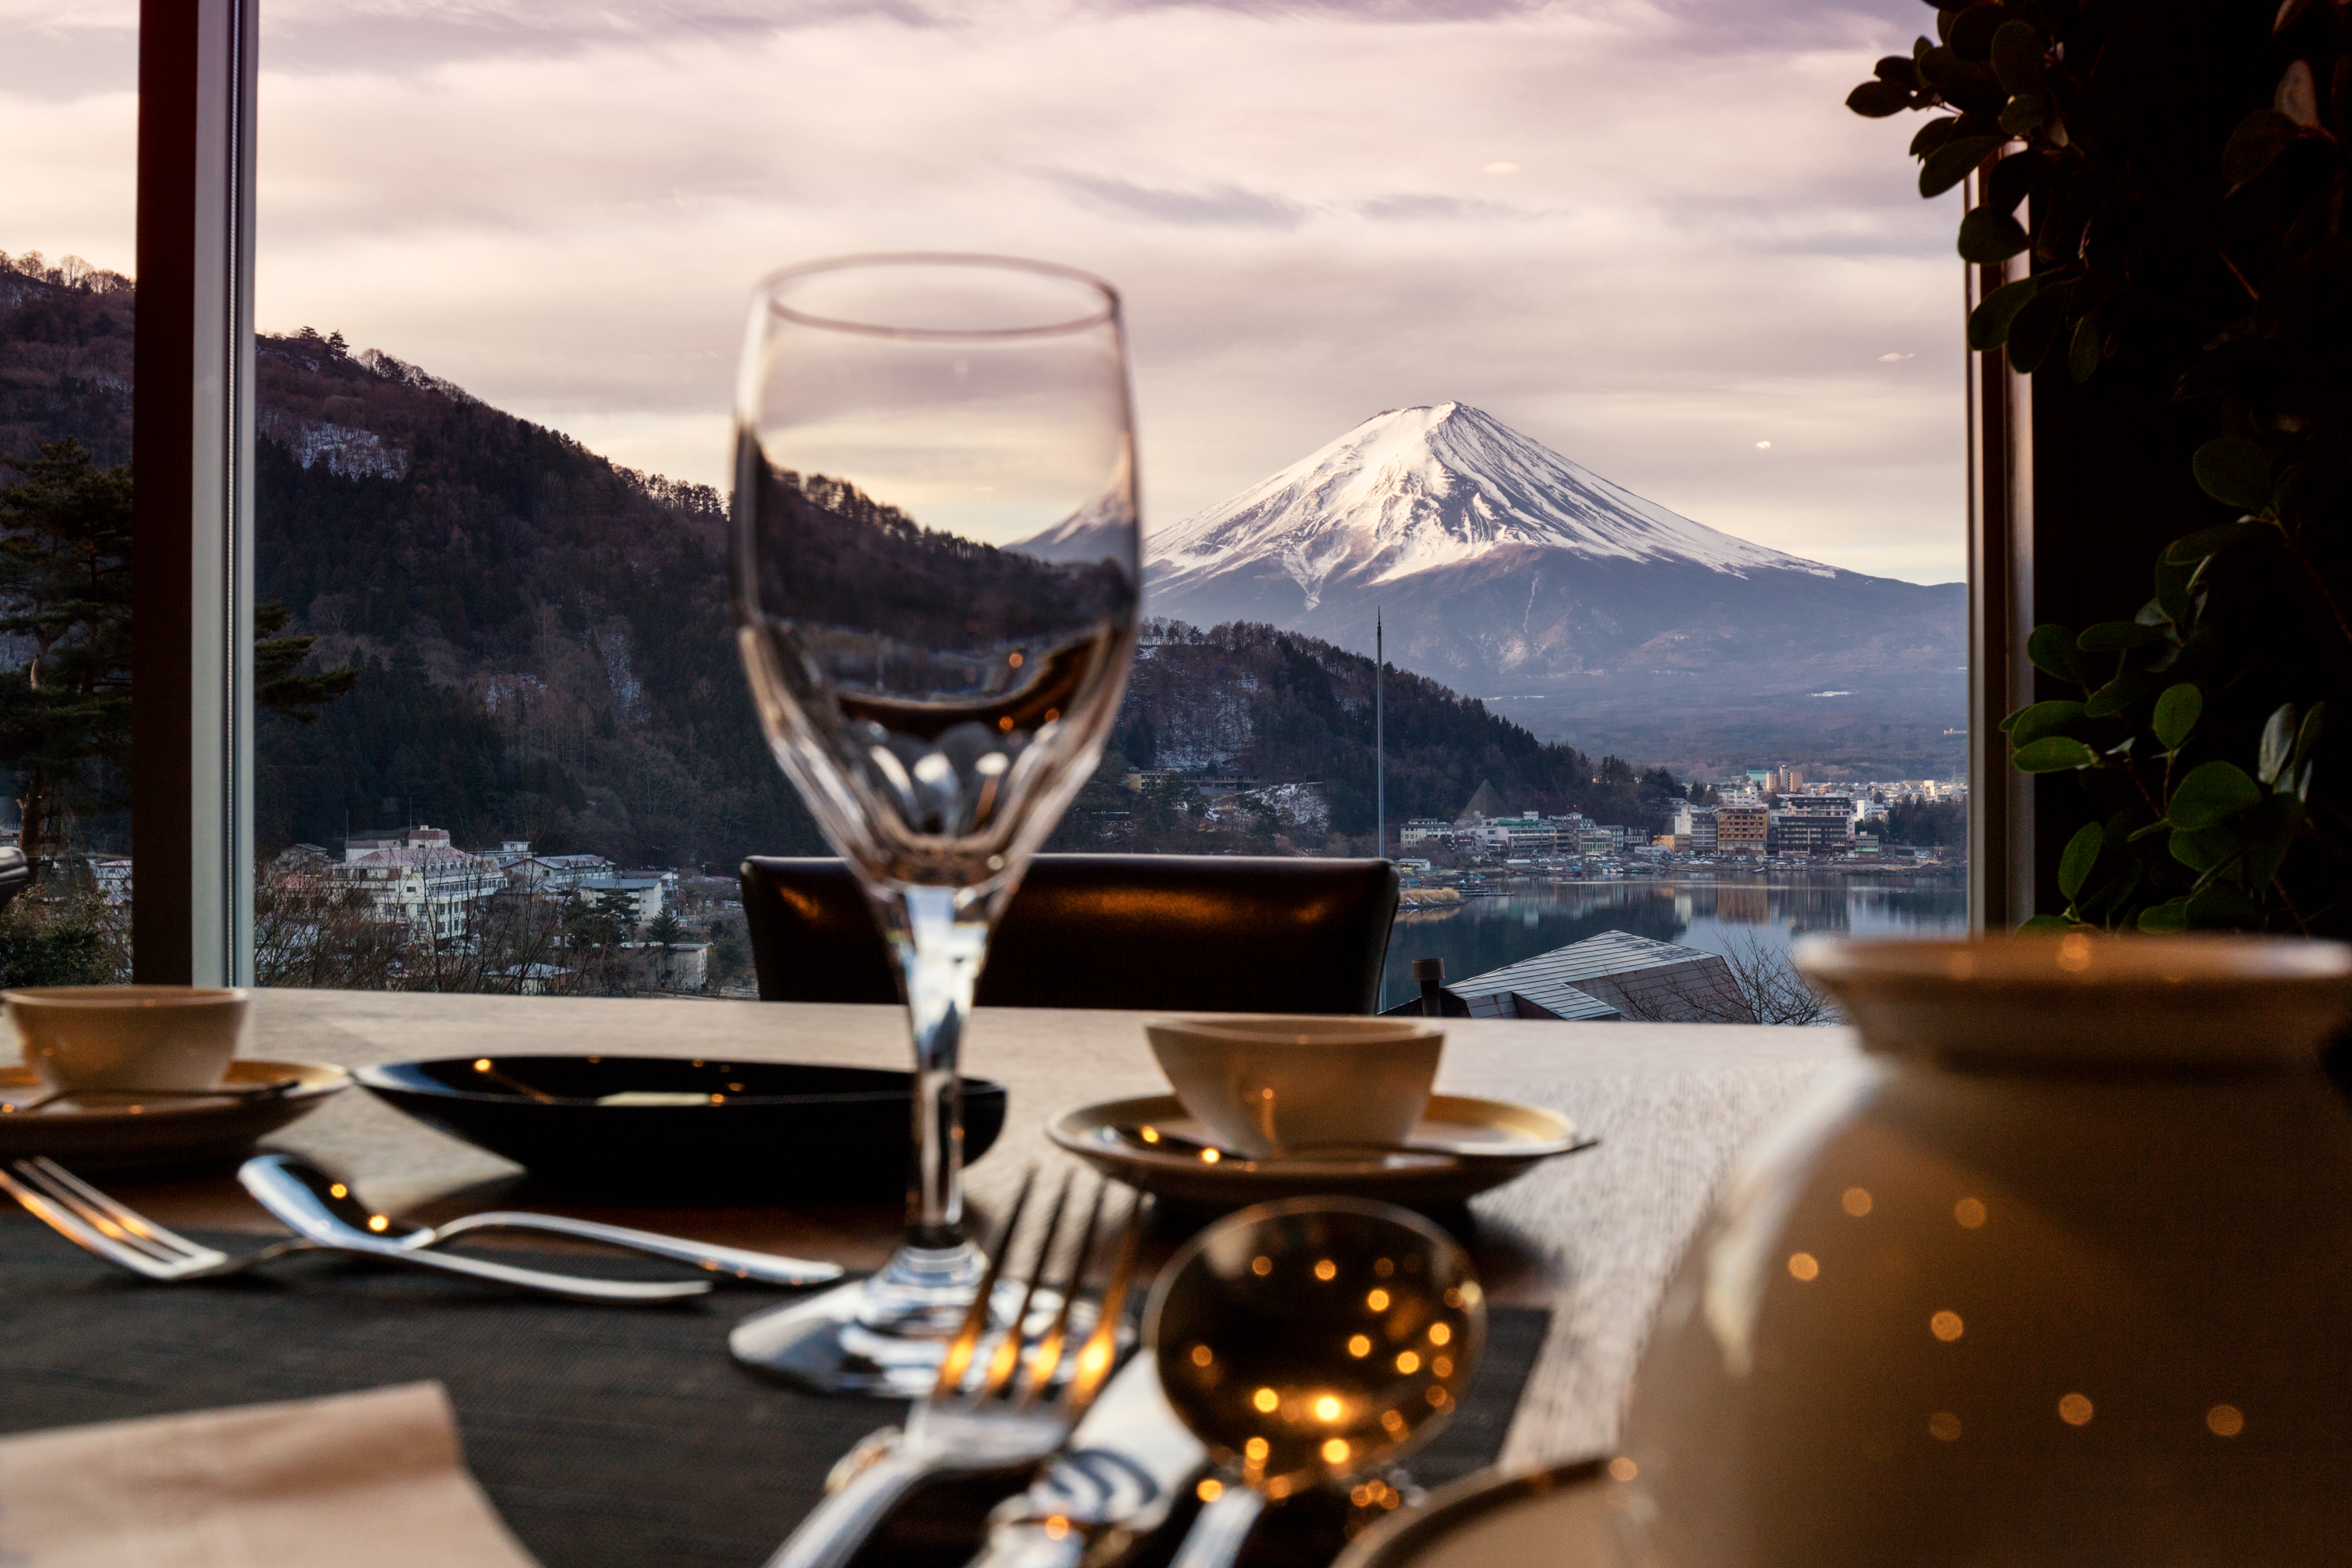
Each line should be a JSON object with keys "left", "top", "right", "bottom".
{"left": 0, "top": 0, "right": 1968, "bottom": 585}
{"left": 1051, "top": 174, "right": 1311, "bottom": 230}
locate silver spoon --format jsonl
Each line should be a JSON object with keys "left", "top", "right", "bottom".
{"left": 1109, "top": 1121, "right": 1596, "bottom": 1166}
{"left": 239, "top": 1154, "right": 840, "bottom": 1287}
{"left": 1145, "top": 1196, "right": 1486, "bottom": 1568}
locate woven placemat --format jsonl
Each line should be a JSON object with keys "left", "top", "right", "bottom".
{"left": 0, "top": 1218, "right": 1546, "bottom": 1568}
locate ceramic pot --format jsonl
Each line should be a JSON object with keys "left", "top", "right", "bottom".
{"left": 1616, "top": 934, "right": 2352, "bottom": 1567}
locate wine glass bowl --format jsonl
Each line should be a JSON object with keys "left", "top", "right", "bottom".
{"left": 728, "top": 253, "right": 1140, "bottom": 1394}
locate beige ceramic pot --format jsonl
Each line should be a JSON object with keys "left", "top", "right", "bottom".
{"left": 1615, "top": 934, "right": 2352, "bottom": 1567}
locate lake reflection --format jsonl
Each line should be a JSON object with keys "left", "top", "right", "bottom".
{"left": 1378, "top": 874, "right": 1969, "bottom": 1012}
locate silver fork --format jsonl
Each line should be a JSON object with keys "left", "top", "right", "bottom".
{"left": 764, "top": 1170, "right": 1151, "bottom": 1568}
{"left": 0, "top": 1157, "right": 710, "bottom": 1305}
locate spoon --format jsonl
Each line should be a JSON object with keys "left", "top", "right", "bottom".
{"left": 1145, "top": 1196, "right": 1486, "bottom": 1568}
{"left": 1109, "top": 1122, "right": 1595, "bottom": 1166}
{"left": 5, "top": 1077, "right": 302, "bottom": 1114}
{"left": 239, "top": 1154, "right": 841, "bottom": 1287}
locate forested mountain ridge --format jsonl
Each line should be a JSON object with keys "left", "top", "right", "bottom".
{"left": 1, "top": 260, "right": 1686, "bottom": 866}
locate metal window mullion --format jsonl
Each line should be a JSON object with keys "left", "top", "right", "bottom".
{"left": 133, "top": 0, "right": 256, "bottom": 986}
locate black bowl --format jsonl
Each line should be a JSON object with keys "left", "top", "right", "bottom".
{"left": 354, "top": 1055, "right": 1007, "bottom": 1201}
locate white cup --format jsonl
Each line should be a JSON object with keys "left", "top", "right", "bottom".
{"left": 1144, "top": 1014, "right": 1444, "bottom": 1159}
{"left": 5, "top": 985, "right": 249, "bottom": 1094}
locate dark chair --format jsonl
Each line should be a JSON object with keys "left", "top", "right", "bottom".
{"left": 739, "top": 854, "right": 1399, "bottom": 1014}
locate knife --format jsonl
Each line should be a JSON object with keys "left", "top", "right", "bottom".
{"left": 964, "top": 1352, "right": 1210, "bottom": 1568}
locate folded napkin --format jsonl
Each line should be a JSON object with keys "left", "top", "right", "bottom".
{"left": 0, "top": 1381, "right": 540, "bottom": 1567}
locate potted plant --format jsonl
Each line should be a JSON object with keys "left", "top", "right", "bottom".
{"left": 1848, "top": 0, "right": 2352, "bottom": 935}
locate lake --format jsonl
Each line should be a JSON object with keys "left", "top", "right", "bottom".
{"left": 1377, "top": 873, "right": 1969, "bottom": 1013}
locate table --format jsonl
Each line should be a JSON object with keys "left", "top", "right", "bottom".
{"left": 109, "top": 989, "right": 1856, "bottom": 1468}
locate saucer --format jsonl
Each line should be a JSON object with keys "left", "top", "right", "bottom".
{"left": 1048, "top": 1093, "right": 1593, "bottom": 1209}
{"left": 0, "top": 1059, "right": 350, "bottom": 1171}
{"left": 1331, "top": 1458, "right": 1618, "bottom": 1567}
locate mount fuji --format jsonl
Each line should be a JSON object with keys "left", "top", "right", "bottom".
{"left": 1119, "top": 404, "right": 1964, "bottom": 739}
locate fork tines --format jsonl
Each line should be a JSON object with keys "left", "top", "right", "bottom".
{"left": 933, "top": 1170, "right": 1148, "bottom": 1414}
{"left": 1, "top": 1156, "right": 223, "bottom": 1277}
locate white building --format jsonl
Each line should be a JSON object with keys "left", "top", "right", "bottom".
{"left": 576, "top": 875, "right": 665, "bottom": 924}
{"left": 331, "top": 826, "right": 502, "bottom": 942}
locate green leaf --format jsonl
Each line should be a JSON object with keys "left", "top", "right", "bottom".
{"left": 2017, "top": 913, "right": 2074, "bottom": 935}
{"left": 1849, "top": 80, "right": 1915, "bottom": 118}
{"left": 2295, "top": 701, "right": 2326, "bottom": 767}
{"left": 1947, "top": 5, "right": 2005, "bottom": 60}
{"left": 2259, "top": 703, "right": 2296, "bottom": 784}
{"left": 2008, "top": 699, "right": 2085, "bottom": 747}
{"left": 2223, "top": 108, "right": 2303, "bottom": 192}
{"left": 2138, "top": 898, "right": 2192, "bottom": 933}
{"left": 2067, "top": 310, "right": 2104, "bottom": 383}
{"left": 2084, "top": 670, "right": 2162, "bottom": 719}
{"left": 2005, "top": 282, "right": 2072, "bottom": 373}
{"left": 2077, "top": 620, "right": 2164, "bottom": 652}
{"left": 1911, "top": 116, "right": 1962, "bottom": 158}
{"left": 1990, "top": 19, "right": 2047, "bottom": 93}
{"left": 2058, "top": 822, "right": 2103, "bottom": 899}
{"left": 1922, "top": 134, "right": 2005, "bottom": 198}
{"left": 2186, "top": 883, "right": 2262, "bottom": 927}
{"left": 2241, "top": 825, "right": 2297, "bottom": 888}
{"left": 2193, "top": 436, "right": 2273, "bottom": 510}
{"left": 1998, "top": 93, "right": 2047, "bottom": 136}
{"left": 1958, "top": 206, "right": 2031, "bottom": 262}
{"left": 2161, "top": 522, "right": 2261, "bottom": 565}
{"left": 2013, "top": 735, "right": 2099, "bottom": 771}
{"left": 2025, "top": 622, "right": 2087, "bottom": 684}
{"left": 2127, "top": 818, "right": 2173, "bottom": 843}
{"left": 2151, "top": 684, "right": 2203, "bottom": 750}
{"left": 1875, "top": 55, "right": 1924, "bottom": 89}
{"left": 1968, "top": 275, "right": 2042, "bottom": 350}
{"left": 2152, "top": 557, "right": 2198, "bottom": 628}
{"left": 2169, "top": 826, "right": 2239, "bottom": 874}
{"left": 1985, "top": 147, "right": 2047, "bottom": 213}
{"left": 2168, "top": 760, "right": 2264, "bottom": 830}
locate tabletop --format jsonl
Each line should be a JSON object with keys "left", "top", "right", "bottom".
{"left": 93, "top": 989, "right": 1857, "bottom": 1468}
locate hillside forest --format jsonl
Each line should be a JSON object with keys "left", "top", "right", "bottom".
{"left": 1, "top": 257, "right": 1715, "bottom": 877}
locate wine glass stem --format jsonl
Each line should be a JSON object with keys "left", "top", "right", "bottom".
{"left": 884, "top": 884, "right": 989, "bottom": 1249}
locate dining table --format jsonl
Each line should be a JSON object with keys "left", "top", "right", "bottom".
{"left": 0, "top": 989, "right": 1857, "bottom": 1565}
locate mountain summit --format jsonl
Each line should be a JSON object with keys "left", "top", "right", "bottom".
{"left": 1146, "top": 401, "right": 1832, "bottom": 612}
{"left": 1135, "top": 404, "right": 1965, "bottom": 739}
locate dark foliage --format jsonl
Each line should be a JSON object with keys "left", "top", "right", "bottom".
{"left": 1852, "top": 0, "right": 2352, "bottom": 933}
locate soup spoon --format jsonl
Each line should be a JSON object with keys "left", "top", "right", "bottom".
{"left": 1145, "top": 1196, "right": 1485, "bottom": 1568}
{"left": 239, "top": 1154, "right": 842, "bottom": 1287}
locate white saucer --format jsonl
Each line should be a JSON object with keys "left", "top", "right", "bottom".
{"left": 0, "top": 1060, "right": 350, "bottom": 1171}
{"left": 1047, "top": 1092, "right": 1593, "bottom": 1208}
{"left": 1333, "top": 1459, "right": 1622, "bottom": 1566}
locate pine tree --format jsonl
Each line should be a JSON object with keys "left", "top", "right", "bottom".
{"left": 0, "top": 439, "right": 132, "bottom": 874}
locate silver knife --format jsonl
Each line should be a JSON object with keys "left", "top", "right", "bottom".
{"left": 964, "top": 1352, "right": 1210, "bottom": 1568}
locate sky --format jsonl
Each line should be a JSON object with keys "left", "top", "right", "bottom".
{"left": 2, "top": 0, "right": 1966, "bottom": 583}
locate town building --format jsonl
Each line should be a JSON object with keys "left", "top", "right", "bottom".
{"left": 1716, "top": 804, "right": 1769, "bottom": 855}
{"left": 1385, "top": 931, "right": 1756, "bottom": 1024}
{"left": 1398, "top": 818, "right": 1455, "bottom": 848}
{"left": 330, "top": 826, "right": 502, "bottom": 942}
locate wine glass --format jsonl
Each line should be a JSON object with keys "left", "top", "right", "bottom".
{"left": 724, "top": 254, "right": 1141, "bottom": 1395}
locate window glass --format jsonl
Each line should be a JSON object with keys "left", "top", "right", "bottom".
{"left": 249, "top": 0, "right": 1966, "bottom": 1005}
{"left": 0, "top": 0, "right": 138, "bottom": 982}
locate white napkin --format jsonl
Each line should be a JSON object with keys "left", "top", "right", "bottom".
{"left": 0, "top": 1381, "right": 541, "bottom": 1567}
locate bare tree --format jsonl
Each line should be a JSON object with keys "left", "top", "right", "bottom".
{"left": 1623, "top": 931, "right": 1843, "bottom": 1027}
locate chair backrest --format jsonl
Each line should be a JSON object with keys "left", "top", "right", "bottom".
{"left": 739, "top": 854, "right": 1399, "bottom": 1014}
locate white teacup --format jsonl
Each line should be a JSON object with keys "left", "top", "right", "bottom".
{"left": 5, "top": 985, "right": 249, "bottom": 1094}
{"left": 1144, "top": 1014, "right": 1444, "bottom": 1159}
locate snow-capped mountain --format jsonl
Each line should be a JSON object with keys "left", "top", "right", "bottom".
{"left": 1126, "top": 403, "right": 1964, "bottom": 710}
{"left": 1148, "top": 402, "right": 1832, "bottom": 611}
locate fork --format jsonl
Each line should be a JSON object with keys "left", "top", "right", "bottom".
{"left": 0, "top": 1157, "right": 710, "bottom": 1305}
{"left": 764, "top": 1170, "right": 1150, "bottom": 1568}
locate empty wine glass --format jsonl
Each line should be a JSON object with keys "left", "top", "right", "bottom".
{"left": 724, "top": 254, "right": 1140, "bottom": 1395}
